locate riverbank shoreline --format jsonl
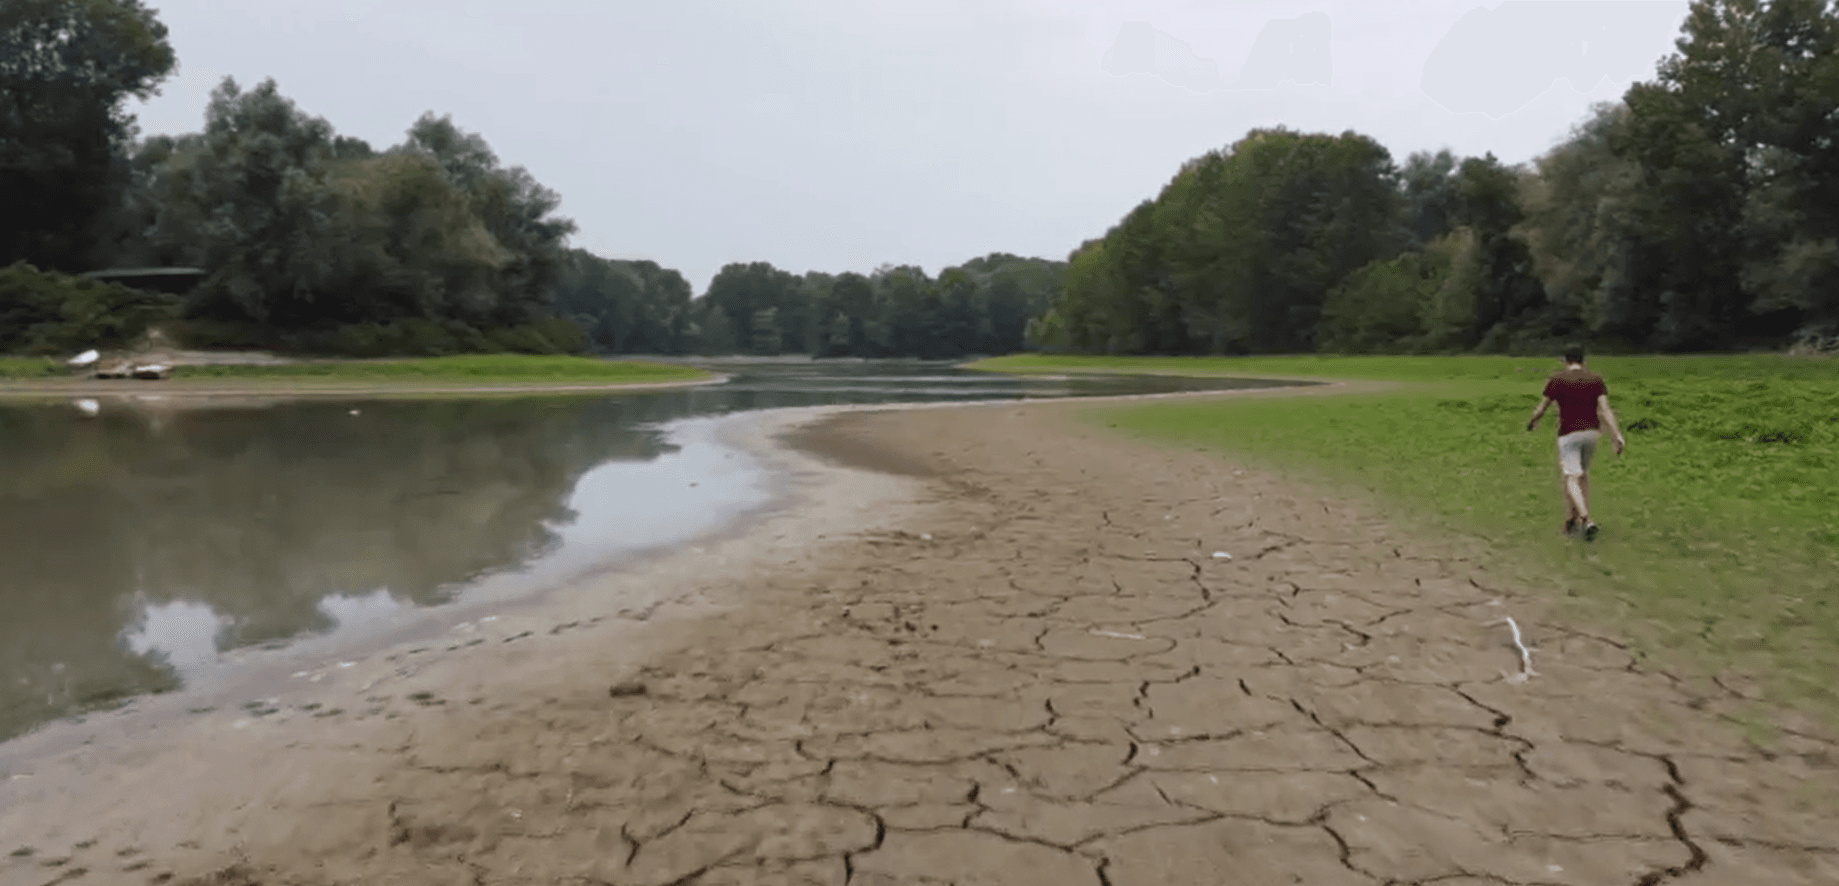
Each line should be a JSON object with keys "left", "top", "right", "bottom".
{"left": 0, "top": 373, "right": 1335, "bottom": 751}
{"left": 0, "top": 373, "right": 729, "bottom": 402}
{"left": 0, "top": 401, "right": 939, "bottom": 881}
{"left": 6, "top": 382, "right": 1832, "bottom": 886}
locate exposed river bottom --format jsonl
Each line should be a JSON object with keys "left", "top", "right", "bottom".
{"left": 2, "top": 382, "right": 1836, "bottom": 886}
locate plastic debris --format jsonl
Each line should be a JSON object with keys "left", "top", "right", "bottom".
{"left": 74, "top": 399, "right": 100, "bottom": 416}
{"left": 1488, "top": 616, "right": 1538, "bottom": 682}
{"left": 68, "top": 349, "right": 100, "bottom": 367}
{"left": 1212, "top": 551, "right": 1233, "bottom": 560}
{"left": 1090, "top": 630, "right": 1146, "bottom": 640}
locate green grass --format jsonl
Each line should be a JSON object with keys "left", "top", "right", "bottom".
{"left": 971, "top": 353, "right": 1839, "bottom": 726}
{"left": 972, "top": 351, "right": 1839, "bottom": 383}
{"left": 0, "top": 356, "right": 67, "bottom": 379}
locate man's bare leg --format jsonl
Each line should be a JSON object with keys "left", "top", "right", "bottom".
{"left": 1564, "top": 473, "right": 1590, "bottom": 523}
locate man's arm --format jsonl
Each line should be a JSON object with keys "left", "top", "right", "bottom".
{"left": 1526, "top": 397, "right": 1553, "bottom": 432}
{"left": 1598, "top": 394, "right": 1626, "bottom": 454}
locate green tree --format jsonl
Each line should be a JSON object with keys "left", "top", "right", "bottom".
{"left": 749, "top": 307, "right": 783, "bottom": 355}
{"left": 1449, "top": 153, "right": 1548, "bottom": 349}
{"left": 689, "top": 297, "right": 736, "bottom": 355}
{"left": 824, "top": 272, "right": 873, "bottom": 356}
{"left": 401, "top": 113, "right": 577, "bottom": 328}
{"left": 1319, "top": 252, "right": 1436, "bottom": 353}
{"left": 147, "top": 77, "right": 343, "bottom": 328}
{"left": 0, "top": 261, "right": 179, "bottom": 353}
{"left": 1399, "top": 149, "right": 1462, "bottom": 249}
{"left": 324, "top": 151, "right": 507, "bottom": 325}
{"left": 1517, "top": 102, "right": 1646, "bottom": 343}
{"left": 0, "top": 0, "right": 176, "bottom": 271}
{"left": 1613, "top": 0, "right": 1839, "bottom": 347}
{"left": 701, "top": 261, "right": 803, "bottom": 355}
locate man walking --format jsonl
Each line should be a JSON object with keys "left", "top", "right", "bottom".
{"left": 1525, "top": 345, "right": 1626, "bottom": 540}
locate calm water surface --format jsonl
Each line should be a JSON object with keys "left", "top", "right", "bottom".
{"left": 0, "top": 360, "right": 1302, "bottom": 742}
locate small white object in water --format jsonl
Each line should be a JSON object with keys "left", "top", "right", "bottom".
{"left": 74, "top": 399, "right": 100, "bottom": 416}
{"left": 1212, "top": 551, "right": 1233, "bottom": 560}
{"left": 68, "top": 349, "right": 100, "bottom": 366}
{"left": 349, "top": 409, "right": 360, "bottom": 416}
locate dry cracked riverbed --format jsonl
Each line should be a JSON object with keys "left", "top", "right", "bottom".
{"left": 3, "top": 400, "right": 1837, "bottom": 886}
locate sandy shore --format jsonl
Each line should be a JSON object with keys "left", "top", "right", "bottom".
{"left": 3, "top": 391, "right": 1837, "bottom": 886}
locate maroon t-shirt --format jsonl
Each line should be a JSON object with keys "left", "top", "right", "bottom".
{"left": 1543, "top": 367, "right": 1606, "bottom": 436}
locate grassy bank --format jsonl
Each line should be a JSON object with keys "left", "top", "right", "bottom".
{"left": 1, "top": 354, "right": 712, "bottom": 385}
{"left": 970, "top": 353, "right": 1839, "bottom": 727}
{"left": 0, "top": 356, "right": 67, "bottom": 378}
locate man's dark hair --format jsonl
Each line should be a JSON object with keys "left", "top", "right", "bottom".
{"left": 1562, "top": 344, "right": 1585, "bottom": 364}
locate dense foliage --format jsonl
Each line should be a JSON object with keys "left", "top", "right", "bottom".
{"left": 7, "top": 0, "right": 1835, "bottom": 359}
{"left": 1, "top": 0, "right": 174, "bottom": 272}
{"left": 686, "top": 254, "right": 1062, "bottom": 359}
{"left": 1033, "top": 0, "right": 1839, "bottom": 355}
{"left": 0, "top": 262, "right": 178, "bottom": 355}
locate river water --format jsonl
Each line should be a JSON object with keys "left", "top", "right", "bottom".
{"left": 0, "top": 359, "right": 1302, "bottom": 743}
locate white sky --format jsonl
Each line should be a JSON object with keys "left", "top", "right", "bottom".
{"left": 127, "top": 1, "right": 1692, "bottom": 294}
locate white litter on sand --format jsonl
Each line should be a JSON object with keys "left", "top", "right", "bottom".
{"left": 1488, "top": 616, "right": 1538, "bottom": 682}
{"left": 1211, "top": 551, "right": 1233, "bottom": 560}
{"left": 1090, "top": 630, "right": 1146, "bottom": 640}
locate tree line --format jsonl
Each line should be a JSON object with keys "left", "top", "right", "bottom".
{"left": 11, "top": 0, "right": 1833, "bottom": 361}
{"left": 1032, "top": 0, "right": 1838, "bottom": 355}
{"left": 548, "top": 250, "right": 1062, "bottom": 359}
{"left": 2, "top": 0, "right": 1063, "bottom": 359}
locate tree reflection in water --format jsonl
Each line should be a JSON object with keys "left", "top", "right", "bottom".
{"left": 0, "top": 362, "right": 1305, "bottom": 743}
{"left": 0, "top": 396, "right": 678, "bottom": 742}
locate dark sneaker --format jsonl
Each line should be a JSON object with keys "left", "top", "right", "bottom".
{"left": 1582, "top": 521, "right": 1600, "bottom": 542}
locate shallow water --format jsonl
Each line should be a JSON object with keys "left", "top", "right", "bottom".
{"left": 0, "top": 359, "right": 1301, "bottom": 742}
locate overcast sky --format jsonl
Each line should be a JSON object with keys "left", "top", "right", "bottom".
{"left": 127, "top": 1, "right": 1692, "bottom": 295}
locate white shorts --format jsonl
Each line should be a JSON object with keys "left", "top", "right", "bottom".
{"left": 1557, "top": 430, "right": 1600, "bottom": 477}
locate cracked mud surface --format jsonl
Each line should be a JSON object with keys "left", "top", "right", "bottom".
{"left": 3, "top": 399, "right": 1837, "bottom": 886}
